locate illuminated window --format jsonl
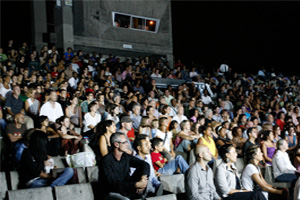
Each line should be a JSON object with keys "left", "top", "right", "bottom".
{"left": 112, "top": 12, "right": 160, "bottom": 33}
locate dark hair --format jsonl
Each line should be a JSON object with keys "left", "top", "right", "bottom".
{"left": 95, "top": 120, "right": 114, "bottom": 135}
{"left": 151, "top": 137, "right": 163, "bottom": 149}
{"left": 245, "top": 145, "right": 260, "bottom": 165}
{"left": 88, "top": 101, "right": 97, "bottom": 112}
{"left": 169, "top": 120, "right": 178, "bottom": 131}
{"left": 132, "top": 134, "right": 148, "bottom": 152}
{"left": 29, "top": 130, "right": 48, "bottom": 163}
{"left": 38, "top": 115, "right": 48, "bottom": 128}
{"left": 219, "top": 144, "right": 235, "bottom": 163}
{"left": 262, "top": 130, "right": 272, "bottom": 141}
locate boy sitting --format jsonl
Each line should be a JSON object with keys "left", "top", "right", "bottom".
{"left": 151, "top": 138, "right": 189, "bottom": 175}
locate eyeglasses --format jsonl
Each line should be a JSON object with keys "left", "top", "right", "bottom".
{"left": 117, "top": 141, "right": 128, "bottom": 144}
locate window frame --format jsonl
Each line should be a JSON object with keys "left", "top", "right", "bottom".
{"left": 112, "top": 11, "right": 160, "bottom": 33}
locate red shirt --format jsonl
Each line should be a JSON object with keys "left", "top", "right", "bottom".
{"left": 51, "top": 71, "right": 59, "bottom": 78}
{"left": 276, "top": 119, "right": 285, "bottom": 131}
{"left": 151, "top": 151, "right": 165, "bottom": 171}
{"left": 126, "top": 128, "right": 135, "bottom": 141}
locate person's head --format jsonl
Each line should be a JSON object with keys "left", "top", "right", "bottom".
{"left": 194, "top": 144, "right": 212, "bottom": 162}
{"left": 262, "top": 130, "right": 274, "bottom": 142}
{"left": 146, "top": 106, "right": 154, "bottom": 116}
{"left": 247, "top": 127, "right": 258, "bottom": 139}
{"left": 177, "top": 105, "right": 184, "bottom": 115}
{"left": 277, "top": 139, "right": 288, "bottom": 152}
{"left": 69, "top": 95, "right": 79, "bottom": 105}
{"left": 39, "top": 115, "right": 49, "bottom": 128}
{"left": 14, "top": 113, "right": 25, "bottom": 125}
{"left": 180, "top": 120, "right": 190, "bottom": 131}
{"left": 217, "top": 126, "right": 227, "bottom": 138}
{"left": 12, "top": 85, "right": 21, "bottom": 96}
{"left": 158, "top": 117, "right": 168, "bottom": 130}
{"left": 151, "top": 137, "right": 164, "bottom": 152}
{"left": 246, "top": 145, "right": 263, "bottom": 165}
{"left": 151, "top": 119, "right": 159, "bottom": 129}
{"left": 132, "top": 103, "right": 141, "bottom": 115}
{"left": 219, "top": 144, "right": 237, "bottom": 163}
{"left": 88, "top": 101, "right": 98, "bottom": 112}
{"left": 120, "top": 116, "right": 133, "bottom": 131}
{"left": 140, "top": 116, "right": 150, "bottom": 128}
{"left": 25, "top": 88, "right": 36, "bottom": 98}
{"left": 169, "top": 120, "right": 178, "bottom": 131}
{"left": 133, "top": 136, "right": 150, "bottom": 156}
{"left": 232, "top": 127, "right": 243, "bottom": 138}
{"left": 161, "top": 105, "right": 171, "bottom": 115}
{"left": 110, "top": 132, "right": 129, "bottom": 152}
{"left": 86, "top": 92, "right": 94, "bottom": 101}
{"left": 58, "top": 116, "right": 70, "bottom": 128}
{"left": 49, "top": 90, "right": 58, "bottom": 102}
{"left": 96, "top": 120, "right": 116, "bottom": 134}
{"left": 201, "top": 125, "right": 212, "bottom": 137}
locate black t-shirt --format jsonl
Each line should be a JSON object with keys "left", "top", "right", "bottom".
{"left": 5, "top": 123, "right": 27, "bottom": 138}
{"left": 242, "top": 139, "right": 257, "bottom": 157}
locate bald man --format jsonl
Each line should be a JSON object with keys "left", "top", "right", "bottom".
{"left": 185, "top": 144, "right": 221, "bottom": 200}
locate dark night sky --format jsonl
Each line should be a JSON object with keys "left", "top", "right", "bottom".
{"left": 171, "top": 1, "right": 300, "bottom": 75}
{"left": 1, "top": 1, "right": 300, "bottom": 75}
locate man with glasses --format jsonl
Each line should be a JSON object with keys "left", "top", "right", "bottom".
{"left": 99, "top": 132, "right": 150, "bottom": 200}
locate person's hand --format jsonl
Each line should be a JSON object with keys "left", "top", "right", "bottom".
{"left": 171, "top": 151, "right": 176, "bottom": 158}
{"left": 155, "top": 171, "right": 162, "bottom": 177}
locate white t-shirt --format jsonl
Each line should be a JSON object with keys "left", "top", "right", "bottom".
{"left": 155, "top": 129, "right": 173, "bottom": 152}
{"left": 39, "top": 101, "right": 64, "bottom": 123}
{"left": 83, "top": 112, "right": 101, "bottom": 132}
{"left": 241, "top": 164, "right": 268, "bottom": 199}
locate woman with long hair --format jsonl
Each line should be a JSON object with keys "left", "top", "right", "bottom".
{"left": 19, "top": 130, "right": 74, "bottom": 188}
{"left": 91, "top": 120, "right": 116, "bottom": 164}
{"left": 241, "top": 145, "right": 288, "bottom": 200}
{"left": 261, "top": 130, "right": 276, "bottom": 165}
{"left": 215, "top": 144, "right": 266, "bottom": 200}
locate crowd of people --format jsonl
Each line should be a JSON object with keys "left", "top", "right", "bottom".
{"left": 2, "top": 39, "right": 300, "bottom": 199}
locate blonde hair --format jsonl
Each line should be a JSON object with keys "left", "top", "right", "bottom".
{"left": 25, "top": 88, "right": 35, "bottom": 98}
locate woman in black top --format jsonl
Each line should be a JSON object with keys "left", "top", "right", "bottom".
{"left": 19, "top": 130, "right": 74, "bottom": 189}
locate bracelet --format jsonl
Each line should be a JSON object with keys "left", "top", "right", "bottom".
{"left": 240, "top": 190, "right": 243, "bottom": 192}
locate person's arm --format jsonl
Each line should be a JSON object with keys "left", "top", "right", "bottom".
{"left": 24, "top": 100, "right": 30, "bottom": 113}
{"left": 78, "top": 107, "right": 83, "bottom": 128}
{"left": 251, "top": 173, "right": 282, "bottom": 195}
{"left": 99, "top": 135, "right": 109, "bottom": 157}
{"left": 178, "top": 131, "right": 195, "bottom": 140}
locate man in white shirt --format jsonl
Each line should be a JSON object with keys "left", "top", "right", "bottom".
{"left": 150, "top": 69, "right": 162, "bottom": 78}
{"left": 272, "top": 139, "right": 299, "bottom": 183}
{"left": 68, "top": 72, "right": 79, "bottom": 90}
{"left": 172, "top": 105, "right": 188, "bottom": 131}
{"left": 163, "top": 89, "right": 174, "bottom": 106}
{"left": 39, "top": 91, "right": 64, "bottom": 123}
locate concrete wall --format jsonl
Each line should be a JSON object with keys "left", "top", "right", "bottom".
{"left": 73, "top": 0, "right": 173, "bottom": 66}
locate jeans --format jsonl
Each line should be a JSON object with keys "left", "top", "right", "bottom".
{"left": 176, "top": 139, "right": 198, "bottom": 152}
{"left": 158, "top": 155, "right": 189, "bottom": 175}
{"left": 30, "top": 167, "right": 74, "bottom": 188}
{"left": 275, "top": 173, "right": 297, "bottom": 200}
